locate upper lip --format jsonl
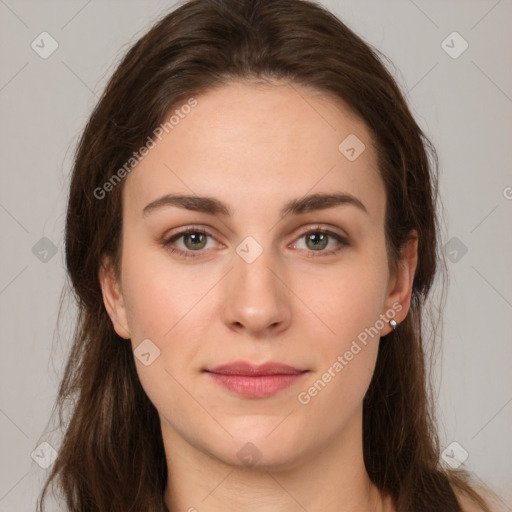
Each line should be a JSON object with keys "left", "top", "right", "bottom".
{"left": 206, "top": 361, "right": 307, "bottom": 376}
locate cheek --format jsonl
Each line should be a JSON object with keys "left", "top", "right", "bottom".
{"left": 119, "top": 250, "right": 210, "bottom": 423}
{"left": 295, "top": 276, "right": 384, "bottom": 427}
{"left": 295, "top": 254, "right": 389, "bottom": 346}
{"left": 120, "top": 244, "right": 214, "bottom": 341}
{"left": 292, "top": 251, "right": 388, "bottom": 402}
{"left": 119, "top": 244, "right": 221, "bottom": 402}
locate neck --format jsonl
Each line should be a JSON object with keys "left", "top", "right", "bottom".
{"left": 162, "top": 407, "right": 392, "bottom": 512}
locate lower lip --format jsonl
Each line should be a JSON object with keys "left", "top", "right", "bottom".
{"left": 206, "top": 372, "right": 307, "bottom": 398}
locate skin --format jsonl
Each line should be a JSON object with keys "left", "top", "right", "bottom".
{"left": 99, "top": 81, "right": 418, "bottom": 512}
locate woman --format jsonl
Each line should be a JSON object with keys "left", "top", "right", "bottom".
{"left": 37, "top": 0, "right": 497, "bottom": 510}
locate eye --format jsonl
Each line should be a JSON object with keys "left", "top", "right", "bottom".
{"left": 162, "top": 228, "right": 219, "bottom": 258}
{"left": 162, "top": 225, "right": 349, "bottom": 259}
{"left": 291, "top": 226, "right": 349, "bottom": 257}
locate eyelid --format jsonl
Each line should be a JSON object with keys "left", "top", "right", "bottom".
{"left": 293, "top": 223, "right": 348, "bottom": 240}
{"left": 163, "top": 225, "right": 220, "bottom": 243}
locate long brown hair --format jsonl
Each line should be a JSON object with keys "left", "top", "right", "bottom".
{"left": 37, "top": 0, "right": 492, "bottom": 510}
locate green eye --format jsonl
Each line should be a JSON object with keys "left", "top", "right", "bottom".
{"left": 163, "top": 226, "right": 349, "bottom": 259}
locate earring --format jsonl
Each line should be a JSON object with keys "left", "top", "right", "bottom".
{"left": 389, "top": 319, "right": 398, "bottom": 331}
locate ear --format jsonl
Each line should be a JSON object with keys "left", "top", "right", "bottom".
{"left": 98, "top": 257, "right": 131, "bottom": 339}
{"left": 382, "top": 230, "right": 418, "bottom": 335}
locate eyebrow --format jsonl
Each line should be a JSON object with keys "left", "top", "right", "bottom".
{"left": 142, "top": 192, "right": 368, "bottom": 218}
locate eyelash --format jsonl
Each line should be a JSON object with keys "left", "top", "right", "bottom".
{"left": 162, "top": 225, "right": 349, "bottom": 259}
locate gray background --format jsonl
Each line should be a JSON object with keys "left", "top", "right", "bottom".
{"left": 1, "top": 1, "right": 511, "bottom": 510}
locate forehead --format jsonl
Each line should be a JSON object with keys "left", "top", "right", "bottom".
{"left": 123, "top": 81, "right": 385, "bottom": 222}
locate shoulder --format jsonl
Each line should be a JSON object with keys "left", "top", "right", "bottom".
{"left": 455, "top": 487, "right": 505, "bottom": 512}
{"left": 456, "top": 492, "right": 485, "bottom": 512}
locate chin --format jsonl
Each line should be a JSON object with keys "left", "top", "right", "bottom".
{"left": 213, "top": 424, "right": 311, "bottom": 472}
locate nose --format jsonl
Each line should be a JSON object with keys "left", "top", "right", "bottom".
{"left": 221, "top": 243, "right": 292, "bottom": 338}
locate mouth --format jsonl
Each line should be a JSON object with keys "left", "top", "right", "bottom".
{"left": 204, "top": 361, "right": 309, "bottom": 398}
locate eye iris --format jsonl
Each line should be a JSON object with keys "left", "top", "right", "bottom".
{"left": 306, "top": 232, "right": 328, "bottom": 251}
{"left": 184, "top": 232, "right": 207, "bottom": 250}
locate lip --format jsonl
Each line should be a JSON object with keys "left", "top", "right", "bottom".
{"left": 205, "top": 361, "right": 309, "bottom": 398}
{"left": 207, "top": 361, "right": 306, "bottom": 376}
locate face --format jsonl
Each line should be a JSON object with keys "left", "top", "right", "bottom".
{"left": 100, "top": 81, "right": 417, "bottom": 470}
